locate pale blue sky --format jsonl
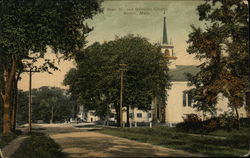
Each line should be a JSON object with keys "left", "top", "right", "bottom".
{"left": 86, "top": 0, "right": 204, "bottom": 65}
{"left": 20, "top": 0, "right": 205, "bottom": 90}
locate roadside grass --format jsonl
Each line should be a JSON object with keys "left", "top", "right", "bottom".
{"left": 98, "top": 126, "right": 250, "bottom": 157}
{"left": 208, "top": 128, "right": 249, "bottom": 137}
{"left": 11, "top": 132, "right": 68, "bottom": 158}
{"left": 0, "top": 130, "right": 22, "bottom": 148}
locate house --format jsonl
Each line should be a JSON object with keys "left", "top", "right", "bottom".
{"left": 150, "top": 14, "right": 247, "bottom": 127}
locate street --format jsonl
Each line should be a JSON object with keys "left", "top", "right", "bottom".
{"left": 24, "top": 123, "right": 205, "bottom": 158}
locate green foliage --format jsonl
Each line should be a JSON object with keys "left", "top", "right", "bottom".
{"left": 240, "top": 118, "right": 250, "bottom": 128}
{"left": 15, "top": 90, "right": 28, "bottom": 125}
{"left": 0, "top": 0, "right": 103, "bottom": 77}
{"left": 186, "top": 0, "right": 249, "bottom": 117}
{"left": 64, "top": 35, "right": 171, "bottom": 119}
{"left": 11, "top": 132, "right": 67, "bottom": 158}
{"left": 0, "top": 0, "right": 102, "bottom": 135}
{"left": 176, "top": 113, "right": 240, "bottom": 133}
{"left": 0, "top": 130, "right": 22, "bottom": 148}
{"left": 176, "top": 114, "right": 203, "bottom": 133}
{"left": 17, "top": 87, "right": 75, "bottom": 124}
{"left": 0, "top": 0, "right": 102, "bottom": 59}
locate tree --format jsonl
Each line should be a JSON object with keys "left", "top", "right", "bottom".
{"left": 64, "top": 35, "right": 171, "bottom": 127}
{"left": 16, "top": 87, "right": 74, "bottom": 124}
{"left": 186, "top": 0, "right": 249, "bottom": 121}
{"left": 16, "top": 90, "right": 29, "bottom": 125}
{"left": 32, "top": 87, "right": 73, "bottom": 123}
{"left": 0, "top": 0, "right": 102, "bottom": 135}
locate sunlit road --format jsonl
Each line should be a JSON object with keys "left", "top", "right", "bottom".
{"left": 24, "top": 123, "right": 205, "bottom": 158}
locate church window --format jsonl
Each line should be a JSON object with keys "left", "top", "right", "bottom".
{"left": 188, "top": 91, "right": 193, "bottom": 107}
{"left": 183, "top": 91, "right": 193, "bottom": 107}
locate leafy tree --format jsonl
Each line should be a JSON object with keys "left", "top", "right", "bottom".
{"left": 64, "top": 35, "right": 171, "bottom": 126}
{"left": 16, "top": 90, "right": 28, "bottom": 125}
{"left": 32, "top": 87, "right": 72, "bottom": 123}
{"left": 0, "top": 0, "right": 102, "bottom": 135}
{"left": 17, "top": 87, "right": 74, "bottom": 124}
{"left": 186, "top": 0, "right": 249, "bottom": 121}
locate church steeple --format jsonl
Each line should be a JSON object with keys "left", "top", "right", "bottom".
{"left": 160, "top": 12, "right": 177, "bottom": 69}
{"left": 162, "top": 16, "right": 168, "bottom": 44}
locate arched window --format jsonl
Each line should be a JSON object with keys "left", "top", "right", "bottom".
{"left": 183, "top": 91, "right": 193, "bottom": 107}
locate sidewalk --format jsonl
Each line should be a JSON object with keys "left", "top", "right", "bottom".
{"left": 0, "top": 135, "right": 29, "bottom": 158}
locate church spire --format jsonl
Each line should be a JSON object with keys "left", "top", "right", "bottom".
{"left": 162, "top": 12, "right": 168, "bottom": 44}
{"left": 160, "top": 12, "right": 177, "bottom": 68}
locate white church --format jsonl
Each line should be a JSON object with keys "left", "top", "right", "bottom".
{"left": 78, "top": 15, "right": 247, "bottom": 126}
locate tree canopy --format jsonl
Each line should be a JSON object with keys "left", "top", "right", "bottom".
{"left": 16, "top": 87, "right": 75, "bottom": 124}
{"left": 64, "top": 35, "right": 171, "bottom": 122}
{"left": 0, "top": 0, "right": 102, "bottom": 135}
{"left": 186, "top": 0, "right": 249, "bottom": 119}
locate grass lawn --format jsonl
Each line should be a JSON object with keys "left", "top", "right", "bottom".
{"left": 11, "top": 132, "right": 68, "bottom": 158}
{"left": 0, "top": 130, "right": 22, "bottom": 148}
{"left": 98, "top": 126, "right": 250, "bottom": 157}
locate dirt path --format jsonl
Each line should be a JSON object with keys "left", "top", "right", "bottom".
{"left": 50, "top": 131, "right": 205, "bottom": 157}
{"left": 37, "top": 124, "right": 205, "bottom": 158}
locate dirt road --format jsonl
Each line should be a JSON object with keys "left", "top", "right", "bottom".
{"left": 33, "top": 124, "right": 205, "bottom": 157}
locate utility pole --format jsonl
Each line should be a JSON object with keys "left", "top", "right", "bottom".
{"left": 24, "top": 68, "right": 40, "bottom": 133}
{"left": 119, "top": 64, "right": 127, "bottom": 128}
{"left": 28, "top": 69, "right": 32, "bottom": 132}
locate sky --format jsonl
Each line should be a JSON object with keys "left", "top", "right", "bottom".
{"left": 19, "top": 0, "right": 205, "bottom": 91}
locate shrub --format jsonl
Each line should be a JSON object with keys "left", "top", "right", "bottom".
{"left": 218, "top": 113, "right": 239, "bottom": 131}
{"left": 11, "top": 133, "right": 67, "bottom": 158}
{"left": 176, "top": 114, "right": 203, "bottom": 133}
{"left": 202, "top": 117, "right": 220, "bottom": 132}
{"left": 239, "top": 118, "right": 250, "bottom": 128}
{"left": 176, "top": 113, "right": 241, "bottom": 133}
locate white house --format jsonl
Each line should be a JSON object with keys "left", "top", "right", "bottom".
{"left": 150, "top": 14, "right": 247, "bottom": 127}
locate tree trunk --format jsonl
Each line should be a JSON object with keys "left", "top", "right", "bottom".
{"left": 1, "top": 55, "right": 17, "bottom": 136}
{"left": 11, "top": 94, "right": 17, "bottom": 130}
{"left": 2, "top": 94, "right": 11, "bottom": 135}
{"left": 234, "top": 106, "right": 239, "bottom": 120}
{"left": 234, "top": 106, "right": 240, "bottom": 129}
{"left": 126, "top": 105, "right": 129, "bottom": 127}
{"left": 202, "top": 111, "right": 206, "bottom": 121}
{"left": 11, "top": 72, "right": 20, "bottom": 131}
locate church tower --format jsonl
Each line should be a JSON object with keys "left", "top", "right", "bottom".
{"left": 152, "top": 13, "right": 178, "bottom": 124}
{"left": 161, "top": 14, "right": 177, "bottom": 69}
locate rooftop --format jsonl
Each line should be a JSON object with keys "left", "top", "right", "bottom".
{"left": 169, "top": 65, "right": 200, "bottom": 81}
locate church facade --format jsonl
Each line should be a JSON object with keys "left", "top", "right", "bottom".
{"left": 150, "top": 14, "right": 247, "bottom": 127}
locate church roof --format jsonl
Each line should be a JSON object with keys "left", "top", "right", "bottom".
{"left": 169, "top": 65, "right": 200, "bottom": 81}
